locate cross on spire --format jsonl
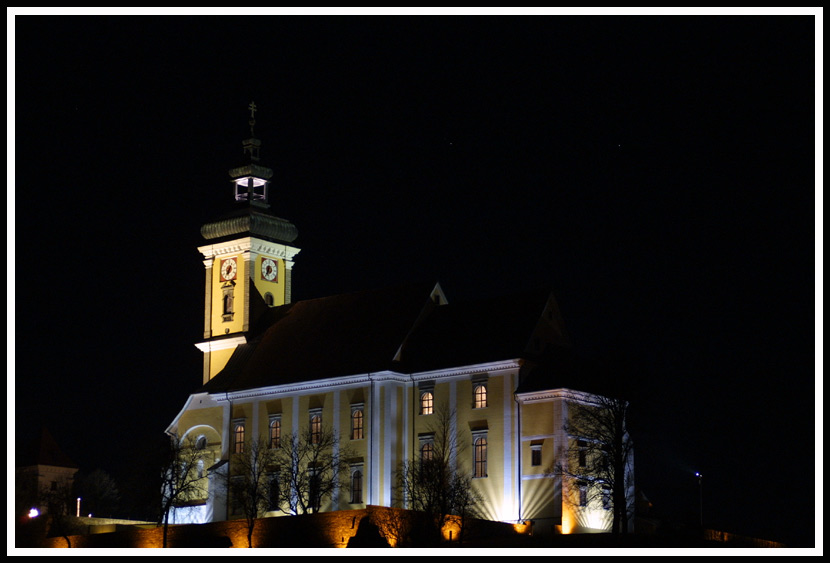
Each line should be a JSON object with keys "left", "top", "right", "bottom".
{"left": 248, "top": 101, "right": 257, "bottom": 137}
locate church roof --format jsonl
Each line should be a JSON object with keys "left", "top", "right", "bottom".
{"left": 201, "top": 282, "right": 440, "bottom": 393}
{"left": 201, "top": 282, "right": 571, "bottom": 394}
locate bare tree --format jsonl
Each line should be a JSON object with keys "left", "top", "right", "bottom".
{"left": 157, "top": 435, "right": 210, "bottom": 548}
{"left": 396, "top": 407, "right": 482, "bottom": 546}
{"left": 227, "top": 437, "right": 279, "bottom": 548}
{"left": 74, "top": 469, "right": 121, "bottom": 518}
{"left": 556, "top": 391, "right": 634, "bottom": 535}
{"left": 270, "top": 425, "right": 353, "bottom": 516}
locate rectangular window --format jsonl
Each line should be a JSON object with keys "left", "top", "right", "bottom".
{"left": 531, "top": 445, "right": 542, "bottom": 467}
{"left": 578, "top": 481, "right": 588, "bottom": 507}
{"left": 268, "top": 472, "right": 280, "bottom": 511}
{"left": 577, "top": 439, "right": 587, "bottom": 468}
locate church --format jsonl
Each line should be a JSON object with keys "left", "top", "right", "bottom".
{"left": 165, "top": 106, "right": 633, "bottom": 535}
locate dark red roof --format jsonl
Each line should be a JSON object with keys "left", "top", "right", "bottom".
{"left": 202, "top": 282, "right": 571, "bottom": 393}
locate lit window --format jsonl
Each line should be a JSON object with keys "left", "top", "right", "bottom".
{"left": 474, "top": 435, "right": 488, "bottom": 478}
{"left": 269, "top": 417, "right": 281, "bottom": 448}
{"left": 351, "top": 469, "right": 363, "bottom": 504}
{"left": 531, "top": 445, "right": 542, "bottom": 466}
{"left": 420, "top": 391, "right": 434, "bottom": 415}
{"left": 351, "top": 408, "right": 364, "bottom": 440}
{"left": 310, "top": 412, "right": 322, "bottom": 445}
{"left": 233, "top": 422, "right": 245, "bottom": 454}
{"left": 473, "top": 384, "right": 487, "bottom": 409}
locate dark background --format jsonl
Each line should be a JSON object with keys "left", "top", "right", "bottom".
{"left": 12, "top": 15, "right": 818, "bottom": 547}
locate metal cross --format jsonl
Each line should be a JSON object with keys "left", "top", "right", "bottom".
{"left": 248, "top": 101, "right": 257, "bottom": 119}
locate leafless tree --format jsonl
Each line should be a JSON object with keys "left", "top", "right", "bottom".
{"left": 556, "top": 391, "right": 635, "bottom": 535}
{"left": 270, "top": 425, "right": 353, "bottom": 516}
{"left": 157, "top": 435, "right": 210, "bottom": 548}
{"left": 396, "top": 407, "right": 482, "bottom": 546}
{"left": 227, "top": 437, "right": 279, "bottom": 548}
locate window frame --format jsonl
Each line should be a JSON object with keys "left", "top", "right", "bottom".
{"left": 269, "top": 415, "right": 281, "bottom": 449}
{"left": 350, "top": 466, "right": 364, "bottom": 504}
{"left": 350, "top": 404, "right": 364, "bottom": 440}
{"left": 472, "top": 431, "right": 488, "bottom": 478}
{"left": 233, "top": 419, "right": 245, "bottom": 454}
{"left": 309, "top": 409, "right": 322, "bottom": 445}
{"left": 420, "top": 390, "right": 434, "bottom": 415}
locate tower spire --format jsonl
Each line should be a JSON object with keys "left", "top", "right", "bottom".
{"left": 231, "top": 101, "right": 272, "bottom": 204}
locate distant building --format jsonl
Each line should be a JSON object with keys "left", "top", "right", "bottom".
{"left": 15, "top": 427, "right": 79, "bottom": 517}
{"left": 166, "top": 106, "right": 634, "bottom": 534}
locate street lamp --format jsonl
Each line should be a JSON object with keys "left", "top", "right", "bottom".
{"left": 695, "top": 472, "right": 703, "bottom": 528}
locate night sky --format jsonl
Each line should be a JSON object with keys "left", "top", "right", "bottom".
{"left": 11, "top": 12, "right": 819, "bottom": 548}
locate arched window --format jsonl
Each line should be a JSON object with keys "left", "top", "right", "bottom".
{"left": 351, "top": 409, "right": 364, "bottom": 440}
{"left": 195, "top": 435, "right": 207, "bottom": 450}
{"left": 350, "top": 469, "right": 363, "bottom": 504}
{"left": 264, "top": 292, "right": 274, "bottom": 306}
{"left": 197, "top": 459, "right": 204, "bottom": 479}
{"left": 420, "top": 391, "right": 434, "bottom": 415}
{"left": 473, "top": 384, "right": 487, "bottom": 409}
{"left": 310, "top": 414, "right": 322, "bottom": 444}
{"left": 269, "top": 417, "right": 281, "bottom": 448}
{"left": 474, "top": 436, "right": 487, "bottom": 478}
{"left": 233, "top": 423, "right": 245, "bottom": 453}
{"left": 420, "top": 441, "right": 434, "bottom": 461}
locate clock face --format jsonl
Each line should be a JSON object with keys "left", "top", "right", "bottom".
{"left": 261, "top": 258, "right": 278, "bottom": 282}
{"left": 220, "top": 258, "right": 237, "bottom": 281}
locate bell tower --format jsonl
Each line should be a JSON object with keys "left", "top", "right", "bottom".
{"left": 195, "top": 103, "right": 301, "bottom": 384}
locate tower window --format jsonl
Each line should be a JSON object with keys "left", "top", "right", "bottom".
{"left": 264, "top": 292, "right": 274, "bottom": 306}
{"left": 195, "top": 435, "right": 207, "bottom": 450}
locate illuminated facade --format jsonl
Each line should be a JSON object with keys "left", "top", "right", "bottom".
{"left": 166, "top": 107, "right": 633, "bottom": 534}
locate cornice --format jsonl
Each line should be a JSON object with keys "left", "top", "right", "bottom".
{"left": 514, "top": 387, "right": 598, "bottom": 405}
{"left": 410, "top": 360, "right": 520, "bottom": 382}
{"left": 194, "top": 335, "right": 248, "bottom": 353}
{"left": 198, "top": 237, "right": 301, "bottom": 261}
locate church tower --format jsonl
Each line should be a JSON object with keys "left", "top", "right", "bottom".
{"left": 195, "top": 103, "right": 301, "bottom": 384}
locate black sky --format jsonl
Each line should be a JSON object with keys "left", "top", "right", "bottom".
{"left": 11, "top": 13, "right": 819, "bottom": 548}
